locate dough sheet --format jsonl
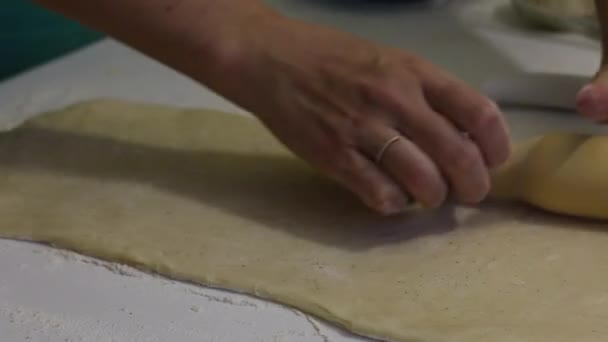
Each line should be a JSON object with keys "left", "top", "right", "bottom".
{"left": 1, "top": 99, "right": 607, "bottom": 341}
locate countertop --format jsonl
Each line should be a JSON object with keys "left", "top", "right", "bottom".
{"left": 0, "top": 0, "right": 603, "bottom": 341}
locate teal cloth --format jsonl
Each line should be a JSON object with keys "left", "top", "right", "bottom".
{"left": 0, "top": 1, "right": 103, "bottom": 81}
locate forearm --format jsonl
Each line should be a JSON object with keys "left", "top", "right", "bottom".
{"left": 34, "top": 0, "right": 274, "bottom": 88}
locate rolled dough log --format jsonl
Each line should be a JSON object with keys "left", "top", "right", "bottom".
{"left": 491, "top": 133, "right": 608, "bottom": 220}
{"left": 1, "top": 99, "right": 608, "bottom": 342}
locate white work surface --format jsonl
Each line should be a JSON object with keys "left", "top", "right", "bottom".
{"left": 0, "top": 0, "right": 604, "bottom": 341}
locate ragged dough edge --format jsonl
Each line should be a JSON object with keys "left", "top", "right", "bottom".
{"left": 3, "top": 231, "right": 431, "bottom": 342}
{"left": 491, "top": 132, "right": 608, "bottom": 220}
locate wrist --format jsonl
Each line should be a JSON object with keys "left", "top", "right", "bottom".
{"left": 33, "top": 0, "right": 283, "bottom": 108}
{"left": 172, "top": 1, "right": 281, "bottom": 90}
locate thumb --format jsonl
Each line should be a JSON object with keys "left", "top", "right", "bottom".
{"left": 576, "top": 58, "right": 608, "bottom": 123}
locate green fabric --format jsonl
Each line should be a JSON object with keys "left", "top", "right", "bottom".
{"left": 0, "top": 1, "right": 104, "bottom": 81}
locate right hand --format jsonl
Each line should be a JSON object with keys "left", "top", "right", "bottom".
{"left": 576, "top": 53, "right": 608, "bottom": 122}
{"left": 577, "top": 0, "right": 608, "bottom": 122}
{"left": 202, "top": 10, "right": 511, "bottom": 215}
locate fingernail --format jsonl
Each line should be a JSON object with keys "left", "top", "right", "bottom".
{"left": 577, "top": 84, "right": 608, "bottom": 121}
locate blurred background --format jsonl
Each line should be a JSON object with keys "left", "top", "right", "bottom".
{"left": 1, "top": 0, "right": 103, "bottom": 81}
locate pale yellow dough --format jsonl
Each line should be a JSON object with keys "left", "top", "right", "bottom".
{"left": 492, "top": 132, "right": 608, "bottom": 220}
{"left": 1, "top": 99, "right": 608, "bottom": 342}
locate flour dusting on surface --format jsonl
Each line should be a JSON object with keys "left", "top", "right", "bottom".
{"left": 183, "top": 288, "right": 259, "bottom": 308}
{"left": 45, "top": 246, "right": 142, "bottom": 278}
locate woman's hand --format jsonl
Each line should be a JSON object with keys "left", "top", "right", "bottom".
{"left": 577, "top": 0, "right": 608, "bottom": 121}
{"left": 577, "top": 70, "right": 608, "bottom": 122}
{"left": 211, "top": 15, "right": 511, "bottom": 215}
{"left": 34, "top": 0, "right": 511, "bottom": 215}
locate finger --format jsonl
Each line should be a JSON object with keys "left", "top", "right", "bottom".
{"left": 379, "top": 89, "right": 491, "bottom": 204}
{"left": 421, "top": 71, "right": 511, "bottom": 168}
{"left": 576, "top": 69, "right": 608, "bottom": 123}
{"left": 580, "top": 0, "right": 608, "bottom": 122}
{"left": 328, "top": 148, "right": 409, "bottom": 215}
{"left": 357, "top": 122, "right": 447, "bottom": 208}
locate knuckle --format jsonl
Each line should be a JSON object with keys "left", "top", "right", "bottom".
{"left": 471, "top": 101, "right": 501, "bottom": 133}
{"left": 446, "top": 142, "right": 481, "bottom": 172}
{"left": 431, "top": 77, "right": 460, "bottom": 97}
{"left": 358, "top": 67, "right": 416, "bottom": 101}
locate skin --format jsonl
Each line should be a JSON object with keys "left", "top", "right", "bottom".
{"left": 33, "top": 0, "right": 601, "bottom": 215}
{"left": 577, "top": 0, "right": 608, "bottom": 122}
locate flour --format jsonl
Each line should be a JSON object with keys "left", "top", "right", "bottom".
{"left": 1, "top": 305, "right": 162, "bottom": 342}
{"left": 2, "top": 306, "right": 95, "bottom": 341}
{"left": 183, "top": 288, "right": 259, "bottom": 308}
{"left": 45, "top": 246, "right": 142, "bottom": 278}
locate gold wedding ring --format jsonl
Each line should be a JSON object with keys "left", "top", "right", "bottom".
{"left": 375, "top": 135, "right": 402, "bottom": 164}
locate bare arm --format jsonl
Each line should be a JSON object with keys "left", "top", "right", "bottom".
{"left": 33, "top": 0, "right": 510, "bottom": 215}
{"left": 33, "top": 0, "right": 275, "bottom": 94}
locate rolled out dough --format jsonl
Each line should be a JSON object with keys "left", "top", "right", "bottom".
{"left": 1, "top": 99, "right": 608, "bottom": 342}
